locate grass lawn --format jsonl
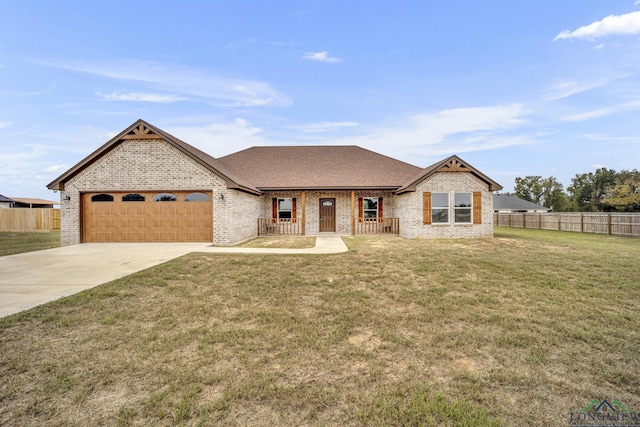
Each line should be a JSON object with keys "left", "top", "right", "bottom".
{"left": 0, "top": 231, "right": 60, "bottom": 256}
{"left": 1, "top": 227, "right": 639, "bottom": 426}
{"left": 236, "top": 236, "right": 316, "bottom": 249}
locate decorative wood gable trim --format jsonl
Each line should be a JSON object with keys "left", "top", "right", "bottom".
{"left": 396, "top": 155, "right": 503, "bottom": 194}
{"left": 437, "top": 158, "right": 469, "bottom": 172}
{"left": 120, "top": 123, "right": 163, "bottom": 140}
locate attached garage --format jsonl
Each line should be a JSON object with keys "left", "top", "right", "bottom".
{"left": 82, "top": 191, "right": 213, "bottom": 242}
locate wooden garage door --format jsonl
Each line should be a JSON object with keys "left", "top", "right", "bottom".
{"left": 82, "top": 191, "right": 213, "bottom": 242}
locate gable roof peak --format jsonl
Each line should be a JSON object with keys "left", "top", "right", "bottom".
{"left": 47, "top": 119, "right": 260, "bottom": 194}
{"left": 397, "top": 154, "right": 503, "bottom": 193}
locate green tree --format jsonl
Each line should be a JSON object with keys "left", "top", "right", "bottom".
{"left": 567, "top": 168, "right": 617, "bottom": 211}
{"left": 541, "top": 177, "right": 568, "bottom": 211}
{"left": 514, "top": 176, "right": 544, "bottom": 205}
{"left": 601, "top": 169, "right": 640, "bottom": 211}
{"left": 513, "top": 176, "right": 567, "bottom": 210}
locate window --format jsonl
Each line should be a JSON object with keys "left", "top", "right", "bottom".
{"left": 185, "top": 192, "right": 209, "bottom": 202}
{"left": 277, "top": 198, "right": 292, "bottom": 221}
{"left": 454, "top": 193, "right": 472, "bottom": 223}
{"left": 91, "top": 194, "right": 113, "bottom": 202}
{"left": 363, "top": 197, "right": 378, "bottom": 220}
{"left": 423, "top": 191, "right": 482, "bottom": 225}
{"left": 272, "top": 198, "right": 296, "bottom": 222}
{"left": 122, "top": 193, "right": 145, "bottom": 202}
{"left": 358, "top": 197, "right": 384, "bottom": 221}
{"left": 153, "top": 193, "right": 177, "bottom": 202}
{"left": 431, "top": 193, "right": 449, "bottom": 223}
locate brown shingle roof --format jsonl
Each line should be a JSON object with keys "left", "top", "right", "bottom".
{"left": 217, "top": 146, "right": 424, "bottom": 190}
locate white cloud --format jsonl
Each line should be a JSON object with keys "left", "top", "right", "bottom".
{"left": 303, "top": 51, "right": 342, "bottom": 63}
{"left": 582, "top": 134, "right": 640, "bottom": 142}
{"left": 594, "top": 43, "right": 606, "bottom": 50}
{"left": 0, "top": 121, "right": 11, "bottom": 129}
{"left": 543, "top": 77, "right": 618, "bottom": 101}
{"left": 45, "top": 60, "right": 291, "bottom": 107}
{"left": 554, "top": 10, "right": 640, "bottom": 41}
{"left": 293, "top": 121, "right": 359, "bottom": 133}
{"left": 329, "top": 104, "right": 532, "bottom": 161}
{"left": 98, "top": 92, "right": 187, "bottom": 103}
{"left": 42, "top": 164, "right": 68, "bottom": 174}
{"left": 167, "top": 118, "right": 268, "bottom": 157}
{"left": 560, "top": 100, "right": 640, "bottom": 121}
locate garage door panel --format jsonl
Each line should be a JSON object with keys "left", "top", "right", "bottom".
{"left": 83, "top": 191, "right": 213, "bottom": 243}
{"left": 90, "top": 231, "right": 117, "bottom": 242}
{"left": 119, "top": 230, "right": 147, "bottom": 242}
{"left": 149, "top": 204, "right": 179, "bottom": 215}
{"left": 181, "top": 217, "right": 207, "bottom": 227}
{"left": 181, "top": 231, "right": 212, "bottom": 242}
{"left": 148, "top": 230, "right": 179, "bottom": 242}
{"left": 120, "top": 204, "right": 146, "bottom": 215}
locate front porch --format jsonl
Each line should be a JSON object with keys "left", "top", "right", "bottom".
{"left": 258, "top": 190, "right": 399, "bottom": 237}
{"left": 257, "top": 217, "right": 400, "bottom": 236}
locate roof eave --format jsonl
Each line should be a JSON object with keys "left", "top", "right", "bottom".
{"left": 256, "top": 185, "right": 402, "bottom": 192}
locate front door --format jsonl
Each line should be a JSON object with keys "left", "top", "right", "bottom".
{"left": 319, "top": 198, "right": 336, "bottom": 232}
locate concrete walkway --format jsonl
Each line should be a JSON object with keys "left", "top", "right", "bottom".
{"left": 0, "top": 236, "right": 347, "bottom": 318}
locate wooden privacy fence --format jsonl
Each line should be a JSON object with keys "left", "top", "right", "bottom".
{"left": 0, "top": 208, "right": 60, "bottom": 232}
{"left": 494, "top": 212, "right": 640, "bottom": 237}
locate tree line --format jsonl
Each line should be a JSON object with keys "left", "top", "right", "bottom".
{"left": 510, "top": 168, "right": 640, "bottom": 212}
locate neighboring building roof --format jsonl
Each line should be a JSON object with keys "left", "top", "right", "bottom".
{"left": 493, "top": 194, "right": 549, "bottom": 211}
{"left": 47, "top": 119, "right": 261, "bottom": 195}
{"left": 0, "top": 194, "right": 13, "bottom": 203}
{"left": 218, "top": 146, "right": 423, "bottom": 190}
{"left": 11, "top": 197, "right": 59, "bottom": 205}
{"left": 397, "top": 155, "right": 503, "bottom": 193}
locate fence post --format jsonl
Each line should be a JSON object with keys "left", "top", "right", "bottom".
{"left": 538, "top": 213, "right": 542, "bottom": 229}
{"left": 580, "top": 213, "right": 584, "bottom": 233}
{"left": 608, "top": 213, "right": 612, "bottom": 235}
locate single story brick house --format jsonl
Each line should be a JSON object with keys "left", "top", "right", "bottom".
{"left": 47, "top": 119, "right": 503, "bottom": 246}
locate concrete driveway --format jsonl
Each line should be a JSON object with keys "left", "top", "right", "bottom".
{"left": 0, "top": 237, "right": 347, "bottom": 318}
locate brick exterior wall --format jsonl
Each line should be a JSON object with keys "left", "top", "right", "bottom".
{"left": 217, "top": 188, "right": 263, "bottom": 245}
{"left": 395, "top": 171, "right": 494, "bottom": 238}
{"left": 58, "top": 139, "right": 261, "bottom": 246}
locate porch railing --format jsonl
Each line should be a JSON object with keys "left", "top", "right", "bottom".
{"left": 257, "top": 217, "right": 400, "bottom": 235}
{"left": 356, "top": 218, "right": 400, "bottom": 234}
{"left": 258, "top": 218, "right": 302, "bottom": 235}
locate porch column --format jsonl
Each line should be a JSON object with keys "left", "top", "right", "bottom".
{"left": 301, "top": 190, "right": 306, "bottom": 236}
{"left": 351, "top": 191, "right": 355, "bottom": 235}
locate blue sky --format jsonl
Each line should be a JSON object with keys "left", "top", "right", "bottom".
{"left": 2, "top": 1, "right": 640, "bottom": 200}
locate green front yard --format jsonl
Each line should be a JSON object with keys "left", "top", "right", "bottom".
{"left": 1, "top": 228, "right": 638, "bottom": 426}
